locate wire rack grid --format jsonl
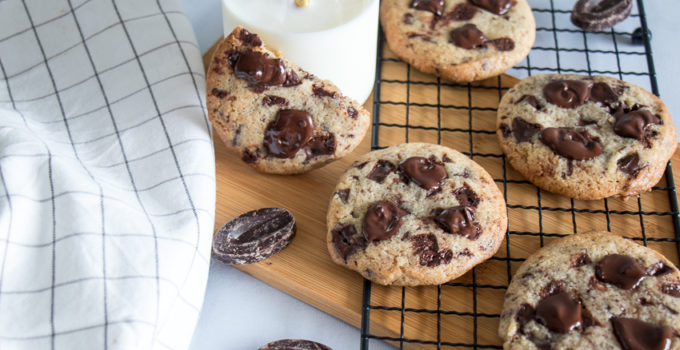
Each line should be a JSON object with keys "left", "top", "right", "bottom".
{"left": 360, "top": 0, "right": 680, "bottom": 349}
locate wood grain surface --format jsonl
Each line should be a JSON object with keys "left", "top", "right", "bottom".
{"left": 204, "top": 37, "right": 680, "bottom": 349}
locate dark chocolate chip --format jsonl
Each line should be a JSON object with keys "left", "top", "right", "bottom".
{"left": 516, "top": 303, "right": 536, "bottom": 332}
{"left": 617, "top": 153, "right": 641, "bottom": 177}
{"left": 304, "top": 134, "right": 336, "bottom": 159}
{"left": 540, "top": 127, "right": 603, "bottom": 160}
{"left": 331, "top": 224, "right": 367, "bottom": 261}
{"left": 535, "top": 292, "right": 582, "bottom": 334}
{"left": 661, "top": 284, "right": 680, "bottom": 298}
{"left": 264, "top": 110, "right": 314, "bottom": 158}
{"left": 410, "top": 234, "right": 453, "bottom": 267}
{"left": 238, "top": 28, "right": 263, "bottom": 46}
{"left": 570, "top": 253, "right": 592, "bottom": 267}
{"left": 403, "top": 13, "right": 415, "bottom": 24}
{"left": 312, "top": 84, "right": 339, "bottom": 99}
{"left": 442, "top": 154, "right": 453, "bottom": 163}
{"left": 435, "top": 3, "right": 478, "bottom": 26}
{"left": 410, "top": 0, "right": 445, "bottom": 15}
{"left": 212, "top": 208, "right": 296, "bottom": 265}
{"left": 499, "top": 123, "right": 511, "bottom": 138}
{"left": 613, "top": 107, "right": 661, "bottom": 141}
{"left": 233, "top": 125, "right": 242, "bottom": 146}
{"left": 512, "top": 117, "right": 542, "bottom": 143}
{"left": 470, "top": 0, "right": 514, "bottom": 15}
{"left": 362, "top": 201, "right": 408, "bottom": 242}
{"left": 354, "top": 161, "right": 369, "bottom": 169}
{"left": 367, "top": 160, "right": 396, "bottom": 183}
{"left": 489, "top": 37, "right": 515, "bottom": 51}
{"left": 433, "top": 206, "right": 481, "bottom": 239}
{"left": 399, "top": 157, "right": 448, "bottom": 191}
{"left": 539, "top": 280, "right": 566, "bottom": 298}
{"left": 262, "top": 95, "right": 288, "bottom": 107}
{"left": 232, "top": 51, "right": 286, "bottom": 92}
{"left": 407, "top": 32, "right": 435, "bottom": 43}
{"left": 211, "top": 88, "right": 229, "bottom": 99}
{"left": 242, "top": 149, "right": 258, "bottom": 163}
{"left": 571, "top": 0, "right": 633, "bottom": 32}
{"left": 589, "top": 82, "right": 618, "bottom": 106}
{"left": 258, "top": 339, "right": 332, "bottom": 350}
{"left": 595, "top": 254, "right": 646, "bottom": 290}
{"left": 611, "top": 317, "right": 673, "bottom": 350}
{"left": 283, "top": 70, "right": 302, "bottom": 87}
{"left": 649, "top": 262, "right": 674, "bottom": 277}
{"left": 335, "top": 189, "right": 350, "bottom": 203}
{"left": 543, "top": 80, "right": 592, "bottom": 108}
{"left": 453, "top": 184, "right": 479, "bottom": 207}
{"left": 516, "top": 94, "right": 543, "bottom": 110}
{"left": 450, "top": 24, "right": 488, "bottom": 49}
{"left": 347, "top": 107, "right": 358, "bottom": 119}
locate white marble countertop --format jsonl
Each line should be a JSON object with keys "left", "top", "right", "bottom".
{"left": 183, "top": 1, "right": 680, "bottom": 349}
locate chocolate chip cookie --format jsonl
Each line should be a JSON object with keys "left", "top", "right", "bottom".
{"left": 326, "top": 143, "right": 507, "bottom": 286}
{"left": 207, "top": 26, "right": 371, "bottom": 174}
{"left": 380, "top": 0, "right": 535, "bottom": 82}
{"left": 500, "top": 231, "right": 680, "bottom": 350}
{"left": 497, "top": 74, "right": 677, "bottom": 200}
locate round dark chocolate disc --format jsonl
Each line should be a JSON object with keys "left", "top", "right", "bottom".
{"left": 212, "top": 208, "right": 296, "bottom": 265}
{"left": 258, "top": 339, "right": 332, "bottom": 350}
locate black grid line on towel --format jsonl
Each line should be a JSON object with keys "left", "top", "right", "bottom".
{"left": 360, "top": 0, "right": 680, "bottom": 349}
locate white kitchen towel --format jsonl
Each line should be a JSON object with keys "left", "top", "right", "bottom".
{"left": 0, "top": 0, "right": 214, "bottom": 349}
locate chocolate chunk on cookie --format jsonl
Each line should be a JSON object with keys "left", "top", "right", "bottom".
{"left": 212, "top": 208, "right": 296, "bottom": 265}
{"left": 207, "top": 26, "right": 370, "bottom": 174}
{"left": 572, "top": 0, "right": 633, "bottom": 32}
{"left": 380, "top": 0, "right": 535, "bottom": 82}
{"left": 500, "top": 232, "right": 680, "bottom": 350}
{"left": 497, "top": 74, "right": 677, "bottom": 200}
{"left": 326, "top": 143, "right": 507, "bottom": 286}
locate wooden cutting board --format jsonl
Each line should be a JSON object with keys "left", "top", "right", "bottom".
{"left": 203, "top": 38, "right": 680, "bottom": 349}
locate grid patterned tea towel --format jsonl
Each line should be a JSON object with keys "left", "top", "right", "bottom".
{"left": 0, "top": 0, "right": 215, "bottom": 349}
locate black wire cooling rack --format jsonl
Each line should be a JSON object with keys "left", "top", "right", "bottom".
{"left": 360, "top": 0, "right": 680, "bottom": 349}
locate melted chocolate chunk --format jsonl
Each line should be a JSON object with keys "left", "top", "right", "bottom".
{"left": 362, "top": 201, "right": 408, "bottom": 242}
{"left": 517, "top": 94, "right": 543, "bottom": 110}
{"left": 211, "top": 88, "right": 229, "bottom": 99}
{"left": 410, "top": 234, "right": 453, "bottom": 267}
{"left": 232, "top": 51, "right": 286, "bottom": 92}
{"left": 410, "top": 0, "right": 445, "bottom": 15}
{"left": 512, "top": 117, "right": 542, "bottom": 143}
{"left": 347, "top": 107, "right": 358, "bottom": 119}
{"left": 450, "top": 24, "right": 488, "bottom": 49}
{"left": 242, "top": 149, "right": 258, "bottom": 163}
{"left": 399, "top": 157, "right": 448, "bottom": 191}
{"left": 661, "top": 284, "right": 680, "bottom": 298}
{"left": 596, "top": 254, "right": 646, "bottom": 290}
{"left": 312, "top": 84, "right": 338, "bottom": 99}
{"left": 336, "top": 189, "right": 350, "bottom": 203}
{"left": 571, "top": 253, "right": 592, "bottom": 267}
{"left": 437, "top": 3, "right": 478, "bottom": 25}
{"left": 262, "top": 95, "right": 288, "bottom": 107}
{"left": 535, "top": 292, "right": 582, "bottom": 334}
{"left": 433, "top": 206, "right": 481, "bottom": 239}
{"left": 263, "top": 110, "right": 314, "bottom": 158}
{"left": 589, "top": 82, "right": 618, "bottom": 106}
{"left": 238, "top": 29, "right": 262, "bottom": 46}
{"left": 367, "top": 160, "right": 396, "bottom": 183}
{"left": 331, "top": 224, "right": 367, "bottom": 261}
{"left": 516, "top": 303, "right": 536, "bottom": 332}
{"left": 618, "top": 153, "right": 641, "bottom": 177}
{"left": 613, "top": 107, "right": 661, "bottom": 141}
{"left": 489, "top": 37, "right": 515, "bottom": 51}
{"left": 442, "top": 154, "right": 453, "bottom": 163}
{"left": 304, "top": 134, "right": 336, "bottom": 159}
{"left": 500, "top": 123, "right": 511, "bottom": 138}
{"left": 453, "top": 184, "right": 479, "bottom": 207}
{"left": 540, "top": 127, "right": 603, "bottom": 160}
{"left": 540, "top": 280, "right": 566, "bottom": 298}
{"left": 649, "top": 262, "right": 674, "bottom": 277}
{"left": 611, "top": 317, "right": 673, "bottom": 350}
{"left": 543, "top": 80, "right": 592, "bottom": 108}
{"left": 283, "top": 70, "right": 301, "bottom": 87}
{"left": 470, "top": 0, "right": 514, "bottom": 15}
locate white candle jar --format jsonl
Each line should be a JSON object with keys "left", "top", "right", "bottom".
{"left": 222, "top": 0, "right": 379, "bottom": 104}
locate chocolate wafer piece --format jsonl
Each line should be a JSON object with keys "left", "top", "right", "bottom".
{"left": 258, "top": 339, "right": 332, "bottom": 350}
{"left": 571, "top": 0, "right": 633, "bottom": 32}
{"left": 212, "top": 208, "right": 296, "bottom": 265}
